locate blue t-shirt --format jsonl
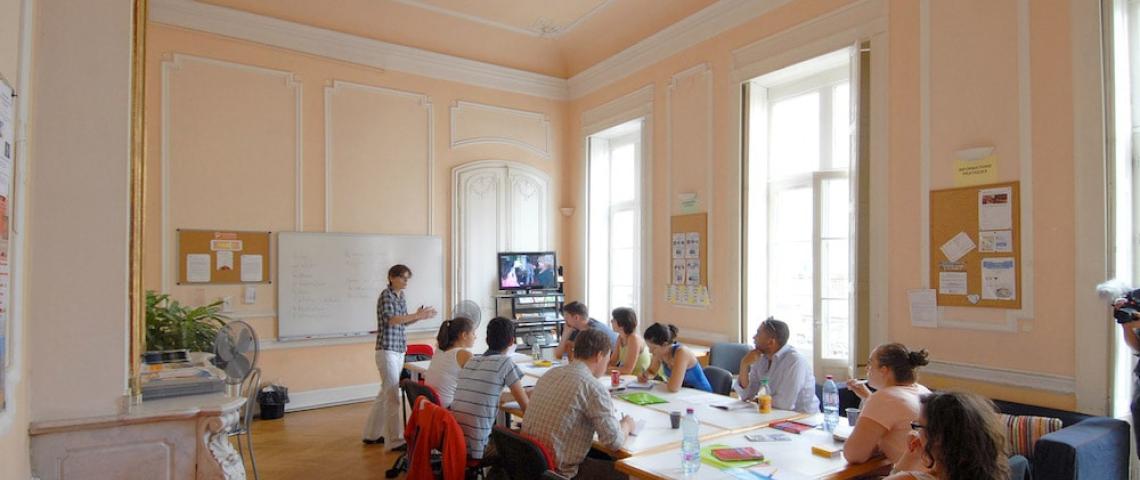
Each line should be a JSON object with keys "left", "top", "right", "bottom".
{"left": 567, "top": 317, "right": 619, "bottom": 349}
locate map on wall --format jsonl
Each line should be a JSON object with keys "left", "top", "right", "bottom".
{"left": 0, "top": 78, "right": 15, "bottom": 411}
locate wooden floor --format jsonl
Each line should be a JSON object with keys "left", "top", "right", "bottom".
{"left": 238, "top": 402, "right": 405, "bottom": 479}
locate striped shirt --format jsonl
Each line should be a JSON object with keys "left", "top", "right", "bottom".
{"left": 522, "top": 362, "right": 625, "bottom": 478}
{"left": 375, "top": 287, "right": 407, "bottom": 352}
{"left": 450, "top": 353, "right": 522, "bottom": 459}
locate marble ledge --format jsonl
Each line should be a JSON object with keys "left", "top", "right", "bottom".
{"left": 29, "top": 393, "right": 245, "bottom": 436}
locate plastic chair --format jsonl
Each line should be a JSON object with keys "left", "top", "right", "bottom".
{"left": 229, "top": 367, "right": 262, "bottom": 480}
{"left": 703, "top": 365, "right": 734, "bottom": 396}
{"left": 709, "top": 342, "right": 752, "bottom": 375}
{"left": 488, "top": 426, "right": 559, "bottom": 480}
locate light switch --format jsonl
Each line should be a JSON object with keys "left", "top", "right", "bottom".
{"left": 222, "top": 296, "right": 233, "bottom": 312}
{"left": 243, "top": 286, "right": 256, "bottom": 304}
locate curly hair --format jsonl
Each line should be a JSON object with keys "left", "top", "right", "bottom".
{"left": 920, "top": 391, "right": 1010, "bottom": 480}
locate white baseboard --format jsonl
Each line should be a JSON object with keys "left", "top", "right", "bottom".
{"left": 285, "top": 383, "right": 379, "bottom": 412}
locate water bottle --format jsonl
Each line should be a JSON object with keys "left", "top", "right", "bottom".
{"left": 823, "top": 375, "right": 839, "bottom": 433}
{"left": 680, "top": 407, "right": 701, "bottom": 475}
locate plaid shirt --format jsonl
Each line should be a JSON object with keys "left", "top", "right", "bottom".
{"left": 375, "top": 287, "right": 407, "bottom": 352}
{"left": 521, "top": 362, "right": 625, "bottom": 478}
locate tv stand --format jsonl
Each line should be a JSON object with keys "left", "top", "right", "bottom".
{"left": 494, "top": 292, "right": 565, "bottom": 353}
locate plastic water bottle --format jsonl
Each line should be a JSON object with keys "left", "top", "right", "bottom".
{"left": 823, "top": 375, "right": 839, "bottom": 433}
{"left": 680, "top": 407, "right": 701, "bottom": 475}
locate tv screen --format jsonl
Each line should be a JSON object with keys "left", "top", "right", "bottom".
{"left": 498, "top": 252, "right": 558, "bottom": 291}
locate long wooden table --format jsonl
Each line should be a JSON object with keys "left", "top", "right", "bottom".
{"left": 616, "top": 424, "right": 891, "bottom": 480}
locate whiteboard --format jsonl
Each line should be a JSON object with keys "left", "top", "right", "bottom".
{"left": 277, "top": 232, "right": 444, "bottom": 340}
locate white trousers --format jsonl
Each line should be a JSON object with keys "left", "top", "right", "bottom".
{"left": 363, "top": 349, "right": 404, "bottom": 448}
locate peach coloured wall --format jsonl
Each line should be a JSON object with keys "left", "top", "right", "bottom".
{"left": 565, "top": 0, "right": 1086, "bottom": 409}
{"left": 143, "top": 24, "right": 565, "bottom": 396}
{"left": 0, "top": 0, "right": 30, "bottom": 476}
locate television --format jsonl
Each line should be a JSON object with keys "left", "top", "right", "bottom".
{"left": 498, "top": 251, "right": 558, "bottom": 291}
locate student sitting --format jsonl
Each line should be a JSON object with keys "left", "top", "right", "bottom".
{"left": 608, "top": 307, "right": 651, "bottom": 376}
{"left": 734, "top": 317, "right": 819, "bottom": 413}
{"left": 843, "top": 343, "right": 932, "bottom": 464}
{"left": 522, "top": 328, "right": 635, "bottom": 479}
{"left": 450, "top": 317, "right": 529, "bottom": 460}
{"left": 637, "top": 323, "right": 712, "bottom": 393}
{"left": 554, "top": 301, "right": 618, "bottom": 360}
{"left": 424, "top": 316, "right": 475, "bottom": 408}
{"left": 885, "top": 391, "right": 1010, "bottom": 480}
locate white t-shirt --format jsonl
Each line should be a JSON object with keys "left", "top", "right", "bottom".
{"left": 424, "top": 348, "right": 465, "bottom": 408}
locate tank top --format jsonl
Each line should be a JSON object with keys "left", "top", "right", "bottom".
{"left": 618, "top": 339, "right": 652, "bottom": 376}
{"left": 424, "top": 348, "right": 464, "bottom": 407}
{"left": 661, "top": 343, "right": 713, "bottom": 392}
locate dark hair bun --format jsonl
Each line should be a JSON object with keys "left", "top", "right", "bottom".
{"left": 667, "top": 324, "right": 679, "bottom": 342}
{"left": 908, "top": 349, "right": 930, "bottom": 367}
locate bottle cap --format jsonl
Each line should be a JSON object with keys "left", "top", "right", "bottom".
{"left": 686, "top": 407, "right": 695, "bottom": 414}
{"left": 826, "top": 374, "right": 834, "bottom": 379}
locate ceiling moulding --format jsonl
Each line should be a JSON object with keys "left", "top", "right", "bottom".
{"left": 149, "top": 0, "right": 570, "bottom": 100}
{"left": 567, "top": 0, "right": 792, "bottom": 99}
{"left": 391, "top": 0, "right": 616, "bottom": 39}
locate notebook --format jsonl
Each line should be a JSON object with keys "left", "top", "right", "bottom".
{"left": 770, "top": 420, "right": 814, "bottom": 434}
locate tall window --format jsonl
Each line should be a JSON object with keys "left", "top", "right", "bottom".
{"left": 588, "top": 120, "right": 644, "bottom": 319}
{"left": 745, "top": 49, "right": 857, "bottom": 377}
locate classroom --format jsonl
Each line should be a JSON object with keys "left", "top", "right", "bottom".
{"left": 0, "top": 0, "right": 1132, "bottom": 478}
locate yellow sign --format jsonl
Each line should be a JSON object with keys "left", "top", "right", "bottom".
{"left": 954, "top": 155, "right": 997, "bottom": 186}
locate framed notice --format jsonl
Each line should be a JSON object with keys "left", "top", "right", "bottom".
{"left": 929, "top": 181, "right": 1021, "bottom": 309}
{"left": 177, "top": 229, "right": 271, "bottom": 284}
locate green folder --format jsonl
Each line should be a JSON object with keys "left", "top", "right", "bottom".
{"left": 618, "top": 392, "right": 668, "bottom": 406}
{"left": 700, "top": 444, "right": 768, "bottom": 469}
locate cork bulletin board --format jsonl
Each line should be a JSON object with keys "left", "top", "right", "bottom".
{"left": 177, "top": 229, "right": 271, "bottom": 284}
{"left": 667, "top": 213, "right": 710, "bottom": 306}
{"left": 929, "top": 181, "right": 1021, "bottom": 309}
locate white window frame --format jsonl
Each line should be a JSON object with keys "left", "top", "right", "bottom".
{"left": 587, "top": 121, "right": 645, "bottom": 320}
{"left": 747, "top": 50, "right": 858, "bottom": 380}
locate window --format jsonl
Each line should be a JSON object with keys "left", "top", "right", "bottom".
{"left": 744, "top": 49, "right": 857, "bottom": 377}
{"left": 588, "top": 120, "right": 644, "bottom": 319}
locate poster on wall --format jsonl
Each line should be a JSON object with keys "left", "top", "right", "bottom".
{"left": 0, "top": 78, "right": 15, "bottom": 411}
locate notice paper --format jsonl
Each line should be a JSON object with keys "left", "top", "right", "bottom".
{"left": 672, "top": 259, "right": 685, "bottom": 284}
{"left": 908, "top": 289, "right": 938, "bottom": 328}
{"left": 685, "top": 232, "right": 700, "bottom": 259}
{"left": 671, "top": 233, "right": 685, "bottom": 259}
{"left": 685, "top": 259, "right": 700, "bottom": 285}
{"left": 240, "top": 254, "right": 263, "bottom": 282}
{"left": 979, "top": 187, "right": 1013, "bottom": 231}
{"left": 939, "top": 231, "right": 975, "bottom": 262}
{"left": 981, "top": 257, "right": 1016, "bottom": 300}
{"left": 187, "top": 254, "right": 211, "bottom": 283}
{"left": 938, "top": 272, "right": 967, "bottom": 295}
{"left": 216, "top": 250, "right": 233, "bottom": 271}
{"left": 978, "top": 230, "right": 1013, "bottom": 253}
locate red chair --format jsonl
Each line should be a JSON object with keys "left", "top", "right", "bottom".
{"left": 488, "top": 426, "right": 563, "bottom": 480}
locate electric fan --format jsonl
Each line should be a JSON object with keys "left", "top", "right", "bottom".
{"left": 213, "top": 320, "right": 260, "bottom": 386}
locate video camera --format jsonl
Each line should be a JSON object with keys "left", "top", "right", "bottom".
{"left": 1098, "top": 279, "right": 1140, "bottom": 324}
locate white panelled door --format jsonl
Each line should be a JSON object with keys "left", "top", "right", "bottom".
{"left": 453, "top": 161, "right": 550, "bottom": 347}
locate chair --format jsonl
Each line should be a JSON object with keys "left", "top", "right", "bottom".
{"left": 703, "top": 366, "right": 733, "bottom": 396}
{"left": 229, "top": 367, "right": 262, "bottom": 480}
{"left": 709, "top": 342, "right": 752, "bottom": 375}
{"left": 488, "top": 426, "right": 559, "bottom": 480}
{"left": 388, "top": 379, "right": 442, "bottom": 479}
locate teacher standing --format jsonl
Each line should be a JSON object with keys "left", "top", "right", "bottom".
{"left": 363, "top": 264, "right": 437, "bottom": 450}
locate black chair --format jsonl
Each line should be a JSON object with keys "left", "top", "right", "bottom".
{"left": 489, "top": 426, "right": 558, "bottom": 480}
{"left": 703, "top": 366, "right": 733, "bottom": 396}
{"left": 709, "top": 342, "right": 751, "bottom": 375}
{"left": 386, "top": 379, "right": 442, "bottom": 479}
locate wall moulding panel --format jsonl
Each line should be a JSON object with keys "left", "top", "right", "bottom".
{"left": 324, "top": 80, "right": 433, "bottom": 234}
{"left": 450, "top": 101, "right": 552, "bottom": 160}
{"left": 160, "top": 53, "right": 302, "bottom": 292}
{"left": 666, "top": 63, "right": 715, "bottom": 301}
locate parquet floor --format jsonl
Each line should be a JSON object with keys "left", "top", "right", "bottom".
{"left": 238, "top": 402, "right": 404, "bottom": 479}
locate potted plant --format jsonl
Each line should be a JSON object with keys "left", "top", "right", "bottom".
{"left": 145, "top": 290, "right": 229, "bottom": 360}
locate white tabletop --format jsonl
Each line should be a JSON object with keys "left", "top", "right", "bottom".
{"left": 607, "top": 401, "right": 728, "bottom": 457}
{"left": 617, "top": 424, "right": 889, "bottom": 480}
{"left": 625, "top": 385, "right": 803, "bottom": 431}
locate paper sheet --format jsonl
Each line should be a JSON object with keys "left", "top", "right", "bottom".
{"left": 240, "top": 254, "right": 263, "bottom": 282}
{"left": 672, "top": 259, "right": 685, "bottom": 284}
{"left": 978, "top": 230, "right": 1013, "bottom": 253}
{"left": 685, "top": 232, "right": 700, "bottom": 258}
{"left": 671, "top": 233, "right": 685, "bottom": 259}
{"left": 216, "top": 250, "right": 233, "bottom": 271}
{"left": 939, "top": 231, "right": 975, "bottom": 262}
{"left": 979, "top": 187, "right": 1013, "bottom": 231}
{"left": 187, "top": 254, "right": 211, "bottom": 283}
{"left": 908, "top": 289, "right": 938, "bottom": 328}
{"left": 938, "top": 272, "right": 967, "bottom": 295}
{"left": 981, "top": 257, "right": 1016, "bottom": 300}
{"left": 685, "top": 259, "right": 700, "bottom": 285}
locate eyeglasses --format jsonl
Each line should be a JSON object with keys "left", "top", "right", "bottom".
{"left": 910, "top": 421, "right": 926, "bottom": 431}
